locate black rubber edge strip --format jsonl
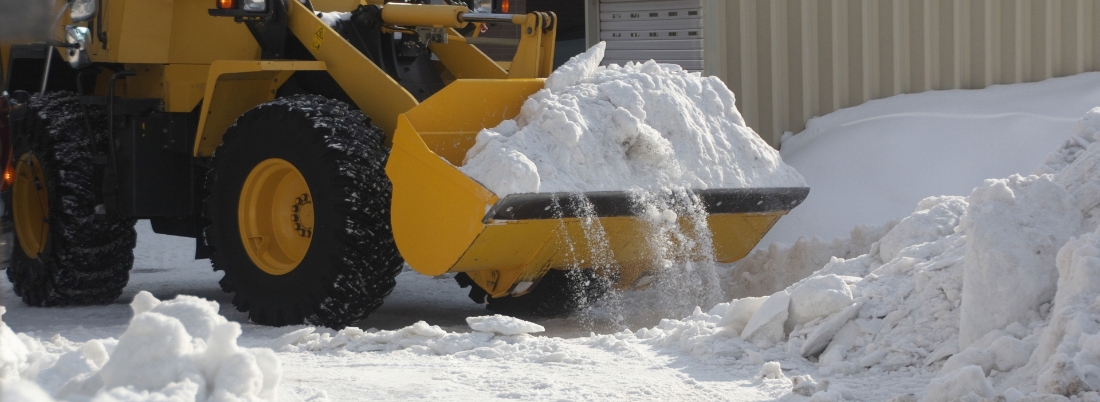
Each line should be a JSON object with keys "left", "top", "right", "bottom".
{"left": 484, "top": 187, "right": 810, "bottom": 222}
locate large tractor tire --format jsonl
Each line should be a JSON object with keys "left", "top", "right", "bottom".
{"left": 6, "top": 92, "right": 137, "bottom": 306}
{"left": 456, "top": 269, "right": 611, "bottom": 317}
{"left": 205, "top": 95, "right": 403, "bottom": 329}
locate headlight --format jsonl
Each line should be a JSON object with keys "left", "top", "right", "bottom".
{"left": 472, "top": 0, "right": 491, "bottom": 13}
{"left": 70, "top": 0, "right": 98, "bottom": 22}
{"left": 242, "top": 0, "right": 267, "bottom": 12}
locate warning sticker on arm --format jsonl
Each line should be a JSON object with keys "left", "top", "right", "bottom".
{"left": 311, "top": 25, "right": 324, "bottom": 52}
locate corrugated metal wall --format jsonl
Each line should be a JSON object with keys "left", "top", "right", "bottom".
{"left": 716, "top": 0, "right": 1100, "bottom": 147}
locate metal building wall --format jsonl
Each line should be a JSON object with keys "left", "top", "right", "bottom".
{"left": 590, "top": 0, "right": 1100, "bottom": 148}
{"left": 720, "top": 0, "right": 1100, "bottom": 147}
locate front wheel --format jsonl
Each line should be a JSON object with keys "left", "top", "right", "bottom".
{"left": 205, "top": 95, "right": 404, "bottom": 329}
{"left": 6, "top": 92, "right": 136, "bottom": 306}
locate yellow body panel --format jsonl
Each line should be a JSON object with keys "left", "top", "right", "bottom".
{"left": 430, "top": 33, "right": 508, "bottom": 80}
{"left": 507, "top": 13, "right": 556, "bottom": 79}
{"left": 91, "top": 0, "right": 258, "bottom": 64}
{"left": 193, "top": 60, "right": 326, "bottom": 157}
{"left": 387, "top": 79, "right": 542, "bottom": 277}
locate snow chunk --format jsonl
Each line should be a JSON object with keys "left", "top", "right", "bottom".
{"left": 940, "top": 347, "right": 993, "bottom": 376}
{"left": 467, "top": 315, "right": 545, "bottom": 335}
{"left": 958, "top": 175, "right": 1082, "bottom": 349}
{"left": 544, "top": 42, "right": 604, "bottom": 93}
{"left": 0, "top": 306, "right": 29, "bottom": 385}
{"left": 715, "top": 296, "right": 767, "bottom": 334}
{"left": 785, "top": 274, "right": 854, "bottom": 332}
{"left": 877, "top": 196, "right": 967, "bottom": 262}
{"left": 741, "top": 291, "right": 790, "bottom": 347}
{"left": 799, "top": 299, "right": 864, "bottom": 357}
{"left": 758, "top": 361, "right": 786, "bottom": 380}
{"left": 986, "top": 335, "right": 1033, "bottom": 372}
{"left": 791, "top": 374, "right": 821, "bottom": 396}
{"left": 318, "top": 11, "right": 351, "bottom": 27}
{"left": 925, "top": 365, "right": 995, "bottom": 401}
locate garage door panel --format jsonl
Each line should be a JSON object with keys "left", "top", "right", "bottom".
{"left": 600, "top": 29, "right": 703, "bottom": 41}
{"left": 599, "top": 0, "right": 704, "bottom": 71}
{"left": 600, "top": 0, "right": 700, "bottom": 12}
{"left": 605, "top": 39, "right": 704, "bottom": 50}
{"left": 601, "top": 19, "right": 702, "bottom": 31}
{"left": 600, "top": 9, "right": 702, "bottom": 22}
{"left": 606, "top": 49, "right": 703, "bottom": 60}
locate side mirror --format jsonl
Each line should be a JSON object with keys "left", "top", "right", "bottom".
{"left": 71, "top": 0, "right": 98, "bottom": 23}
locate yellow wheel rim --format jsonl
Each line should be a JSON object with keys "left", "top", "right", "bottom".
{"left": 12, "top": 153, "right": 49, "bottom": 259}
{"left": 238, "top": 158, "right": 315, "bottom": 275}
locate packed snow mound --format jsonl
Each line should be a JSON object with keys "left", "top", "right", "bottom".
{"left": 274, "top": 321, "right": 587, "bottom": 364}
{"left": 466, "top": 315, "right": 545, "bottom": 335}
{"left": 0, "top": 291, "right": 280, "bottom": 401}
{"left": 460, "top": 42, "right": 805, "bottom": 196}
{"left": 620, "top": 107, "right": 1100, "bottom": 400}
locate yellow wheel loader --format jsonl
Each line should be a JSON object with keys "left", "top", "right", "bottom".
{"left": 0, "top": 0, "right": 808, "bottom": 328}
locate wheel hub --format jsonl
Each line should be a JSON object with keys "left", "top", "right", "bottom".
{"left": 12, "top": 153, "right": 49, "bottom": 259}
{"left": 238, "top": 158, "right": 313, "bottom": 275}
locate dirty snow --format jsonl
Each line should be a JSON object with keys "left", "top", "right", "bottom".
{"left": 460, "top": 42, "right": 805, "bottom": 196}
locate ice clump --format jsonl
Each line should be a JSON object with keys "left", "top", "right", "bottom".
{"left": 460, "top": 42, "right": 805, "bottom": 196}
{"left": 0, "top": 291, "right": 280, "bottom": 401}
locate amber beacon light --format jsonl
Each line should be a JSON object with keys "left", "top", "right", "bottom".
{"left": 217, "top": 0, "right": 235, "bottom": 9}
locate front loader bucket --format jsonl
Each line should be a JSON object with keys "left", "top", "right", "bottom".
{"left": 386, "top": 79, "right": 809, "bottom": 297}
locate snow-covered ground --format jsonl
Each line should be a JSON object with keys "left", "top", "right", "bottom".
{"left": 5, "top": 68, "right": 1100, "bottom": 400}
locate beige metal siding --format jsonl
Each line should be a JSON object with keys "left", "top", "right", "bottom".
{"left": 711, "top": 0, "right": 1100, "bottom": 147}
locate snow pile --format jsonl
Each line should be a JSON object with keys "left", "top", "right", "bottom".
{"left": 0, "top": 291, "right": 280, "bottom": 401}
{"left": 460, "top": 42, "right": 805, "bottom": 196}
{"left": 624, "top": 107, "right": 1100, "bottom": 400}
{"left": 277, "top": 315, "right": 587, "bottom": 363}
{"left": 723, "top": 221, "right": 895, "bottom": 299}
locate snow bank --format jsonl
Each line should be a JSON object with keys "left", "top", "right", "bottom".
{"left": 623, "top": 107, "right": 1100, "bottom": 400}
{"left": 460, "top": 42, "right": 805, "bottom": 196}
{"left": 767, "top": 72, "right": 1100, "bottom": 247}
{"left": 0, "top": 292, "right": 280, "bottom": 401}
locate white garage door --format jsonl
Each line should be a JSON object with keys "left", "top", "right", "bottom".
{"left": 598, "top": 0, "right": 704, "bottom": 71}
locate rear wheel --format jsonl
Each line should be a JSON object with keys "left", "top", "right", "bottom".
{"left": 457, "top": 269, "right": 611, "bottom": 317}
{"left": 205, "top": 95, "right": 404, "bottom": 329}
{"left": 6, "top": 92, "right": 137, "bottom": 306}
